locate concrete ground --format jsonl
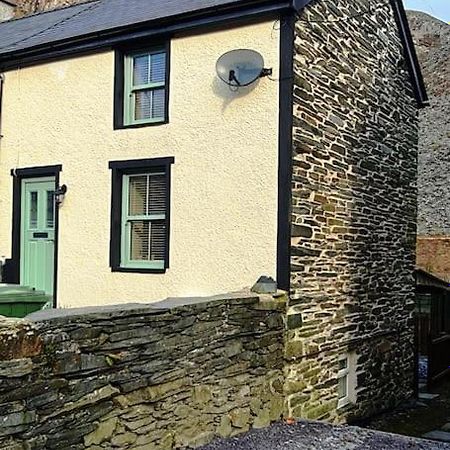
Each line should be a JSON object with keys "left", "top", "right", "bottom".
{"left": 197, "top": 421, "right": 450, "bottom": 450}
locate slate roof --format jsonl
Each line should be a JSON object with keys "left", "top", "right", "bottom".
{"left": 0, "top": 0, "right": 427, "bottom": 106}
{"left": 0, "top": 0, "right": 268, "bottom": 56}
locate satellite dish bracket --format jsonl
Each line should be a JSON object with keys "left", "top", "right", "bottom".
{"left": 227, "top": 67, "right": 272, "bottom": 87}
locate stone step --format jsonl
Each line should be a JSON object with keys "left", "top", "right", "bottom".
{"left": 423, "top": 431, "right": 450, "bottom": 443}
{"left": 418, "top": 393, "right": 440, "bottom": 400}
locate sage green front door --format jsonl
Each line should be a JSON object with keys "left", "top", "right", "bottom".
{"left": 20, "top": 177, "right": 56, "bottom": 296}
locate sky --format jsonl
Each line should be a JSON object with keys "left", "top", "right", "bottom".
{"left": 403, "top": 0, "right": 450, "bottom": 22}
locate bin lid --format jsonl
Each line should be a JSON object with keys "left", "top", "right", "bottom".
{"left": 0, "top": 284, "right": 51, "bottom": 303}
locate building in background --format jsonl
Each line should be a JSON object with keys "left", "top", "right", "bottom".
{"left": 407, "top": 11, "right": 450, "bottom": 281}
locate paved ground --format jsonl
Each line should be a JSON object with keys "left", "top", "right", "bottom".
{"left": 365, "top": 378, "right": 450, "bottom": 440}
{"left": 198, "top": 421, "right": 450, "bottom": 450}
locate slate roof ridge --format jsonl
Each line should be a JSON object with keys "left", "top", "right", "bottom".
{"left": 0, "top": 0, "right": 101, "bottom": 26}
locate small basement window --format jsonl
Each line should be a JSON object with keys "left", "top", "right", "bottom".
{"left": 337, "top": 352, "right": 357, "bottom": 409}
{"left": 109, "top": 157, "right": 174, "bottom": 272}
{"left": 115, "top": 44, "right": 169, "bottom": 128}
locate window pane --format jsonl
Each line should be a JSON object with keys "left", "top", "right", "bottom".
{"left": 29, "top": 191, "right": 38, "bottom": 229}
{"left": 129, "top": 176, "right": 148, "bottom": 216}
{"left": 338, "top": 375, "right": 347, "bottom": 399}
{"left": 150, "top": 52, "right": 165, "bottom": 83}
{"left": 133, "top": 54, "right": 150, "bottom": 85}
{"left": 128, "top": 174, "right": 166, "bottom": 216}
{"left": 148, "top": 174, "right": 166, "bottom": 215}
{"left": 338, "top": 358, "right": 348, "bottom": 371}
{"left": 135, "top": 90, "right": 152, "bottom": 120}
{"left": 152, "top": 88, "right": 165, "bottom": 119}
{"left": 134, "top": 89, "right": 165, "bottom": 121}
{"left": 46, "top": 190, "right": 55, "bottom": 229}
{"left": 129, "top": 220, "right": 166, "bottom": 261}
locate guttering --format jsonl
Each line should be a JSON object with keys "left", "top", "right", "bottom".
{"left": 0, "top": 0, "right": 293, "bottom": 71}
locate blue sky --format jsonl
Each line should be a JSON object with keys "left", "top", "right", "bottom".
{"left": 403, "top": 0, "right": 450, "bottom": 22}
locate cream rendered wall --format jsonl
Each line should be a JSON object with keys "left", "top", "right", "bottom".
{"left": 0, "top": 20, "right": 280, "bottom": 307}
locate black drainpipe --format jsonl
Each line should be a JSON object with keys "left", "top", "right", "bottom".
{"left": 0, "top": 73, "right": 4, "bottom": 139}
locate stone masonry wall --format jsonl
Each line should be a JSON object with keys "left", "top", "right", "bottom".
{"left": 287, "top": 0, "right": 418, "bottom": 422}
{"left": 14, "top": 0, "right": 92, "bottom": 17}
{"left": 0, "top": 293, "right": 286, "bottom": 449}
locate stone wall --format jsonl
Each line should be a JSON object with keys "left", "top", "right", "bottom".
{"left": 0, "top": 293, "right": 286, "bottom": 449}
{"left": 287, "top": 0, "right": 418, "bottom": 422}
{"left": 14, "top": 0, "right": 92, "bottom": 17}
{"left": 0, "top": 2, "right": 14, "bottom": 21}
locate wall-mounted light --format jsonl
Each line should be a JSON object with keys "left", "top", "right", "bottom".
{"left": 55, "top": 184, "right": 67, "bottom": 205}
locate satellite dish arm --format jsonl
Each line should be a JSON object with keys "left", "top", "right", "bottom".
{"left": 229, "top": 70, "right": 241, "bottom": 86}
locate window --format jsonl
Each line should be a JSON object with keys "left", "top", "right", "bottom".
{"left": 337, "top": 352, "right": 357, "bottom": 409}
{"left": 114, "top": 44, "right": 170, "bottom": 129}
{"left": 109, "top": 157, "right": 174, "bottom": 272}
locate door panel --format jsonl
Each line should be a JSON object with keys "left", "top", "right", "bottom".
{"left": 20, "top": 178, "right": 55, "bottom": 296}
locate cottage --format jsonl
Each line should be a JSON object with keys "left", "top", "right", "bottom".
{"left": 0, "top": 0, "right": 427, "bottom": 421}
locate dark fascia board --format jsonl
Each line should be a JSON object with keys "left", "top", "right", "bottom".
{"left": 0, "top": 0, "right": 292, "bottom": 71}
{"left": 389, "top": 0, "right": 428, "bottom": 107}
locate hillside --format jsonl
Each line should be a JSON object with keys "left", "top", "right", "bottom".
{"left": 407, "top": 11, "right": 450, "bottom": 236}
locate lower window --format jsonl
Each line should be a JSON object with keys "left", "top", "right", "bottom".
{"left": 109, "top": 157, "right": 174, "bottom": 272}
{"left": 337, "top": 352, "right": 357, "bottom": 409}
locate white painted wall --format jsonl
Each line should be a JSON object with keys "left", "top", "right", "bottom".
{"left": 0, "top": 20, "right": 281, "bottom": 307}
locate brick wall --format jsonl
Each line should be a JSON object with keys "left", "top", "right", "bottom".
{"left": 417, "top": 236, "right": 450, "bottom": 281}
{"left": 286, "top": 0, "right": 418, "bottom": 422}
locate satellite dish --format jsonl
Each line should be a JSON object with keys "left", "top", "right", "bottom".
{"left": 216, "top": 49, "right": 272, "bottom": 87}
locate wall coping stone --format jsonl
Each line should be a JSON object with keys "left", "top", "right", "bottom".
{"left": 23, "top": 290, "right": 285, "bottom": 323}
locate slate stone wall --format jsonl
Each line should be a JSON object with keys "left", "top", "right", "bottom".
{"left": 287, "top": 0, "right": 418, "bottom": 422}
{"left": 0, "top": 294, "right": 286, "bottom": 449}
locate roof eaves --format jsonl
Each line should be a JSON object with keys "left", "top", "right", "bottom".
{"left": 415, "top": 268, "right": 450, "bottom": 290}
{"left": 0, "top": 0, "right": 293, "bottom": 70}
{"left": 389, "top": 0, "right": 429, "bottom": 107}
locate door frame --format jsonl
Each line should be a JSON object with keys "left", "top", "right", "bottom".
{"left": 10, "top": 165, "right": 62, "bottom": 307}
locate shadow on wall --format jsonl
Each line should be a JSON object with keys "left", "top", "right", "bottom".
{"left": 212, "top": 77, "right": 260, "bottom": 113}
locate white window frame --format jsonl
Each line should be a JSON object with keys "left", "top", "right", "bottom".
{"left": 337, "top": 352, "right": 357, "bottom": 409}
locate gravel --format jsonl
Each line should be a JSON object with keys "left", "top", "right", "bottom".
{"left": 197, "top": 421, "right": 450, "bottom": 450}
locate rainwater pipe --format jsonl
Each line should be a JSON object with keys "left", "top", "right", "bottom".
{"left": 0, "top": 73, "right": 4, "bottom": 140}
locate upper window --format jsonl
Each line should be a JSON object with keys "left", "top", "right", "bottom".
{"left": 115, "top": 45, "right": 169, "bottom": 128}
{"left": 109, "top": 157, "right": 174, "bottom": 272}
